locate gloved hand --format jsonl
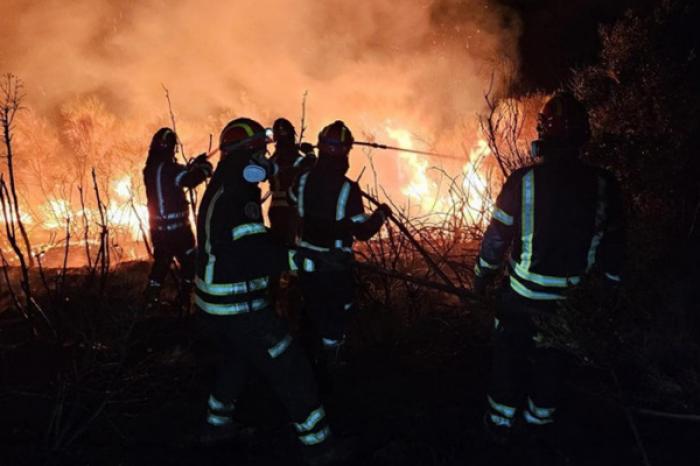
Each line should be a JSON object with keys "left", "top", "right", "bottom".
{"left": 191, "top": 153, "right": 213, "bottom": 176}
{"left": 192, "top": 153, "right": 209, "bottom": 165}
{"left": 299, "top": 142, "right": 315, "bottom": 156}
{"left": 375, "top": 203, "right": 392, "bottom": 221}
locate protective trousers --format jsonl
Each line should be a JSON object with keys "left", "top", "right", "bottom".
{"left": 299, "top": 268, "right": 355, "bottom": 350}
{"left": 201, "top": 308, "right": 331, "bottom": 448}
{"left": 148, "top": 228, "right": 196, "bottom": 286}
{"left": 487, "top": 289, "right": 566, "bottom": 428}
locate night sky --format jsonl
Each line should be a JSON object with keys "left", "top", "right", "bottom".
{"left": 498, "top": 0, "right": 655, "bottom": 91}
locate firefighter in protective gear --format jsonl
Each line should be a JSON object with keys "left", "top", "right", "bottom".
{"left": 196, "top": 117, "right": 343, "bottom": 464}
{"left": 143, "top": 128, "right": 212, "bottom": 309}
{"left": 476, "top": 92, "right": 625, "bottom": 445}
{"left": 268, "top": 118, "right": 317, "bottom": 246}
{"left": 294, "top": 121, "right": 391, "bottom": 371}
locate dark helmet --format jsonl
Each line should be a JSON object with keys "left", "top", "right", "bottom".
{"left": 317, "top": 120, "right": 354, "bottom": 157}
{"left": 147, "top": 127, "right": 177, "bottom": 164}
{"left": 219, "top": 117, "right": 268, "bottom": 159}
{"left": 536, "top": 92, "right": 590, "bottom": 147}
{"left": 272, "top": 118, "right": 296, "bottom": 143}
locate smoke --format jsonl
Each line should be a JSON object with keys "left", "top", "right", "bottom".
{"left": 0, "top": 0, "right": 521, "bottom": 255}
{"left": 1, "top": 0, "right": 519, "bottom": 138}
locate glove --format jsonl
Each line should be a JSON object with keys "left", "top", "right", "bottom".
{"left": 375, "top": 203, "right": 392, "bottom": 220}
{"left": 192, "top": 153, "right": 209, "bottom": 165}
{"left": 191, "top": 153, "right": 213, "bottom": 177}
{"left": 299, "top": 142, "right": 315, "bottom": 156}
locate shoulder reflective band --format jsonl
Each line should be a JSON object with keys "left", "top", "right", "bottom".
{"left": 509, "top": 276, "right": 564, "bottom": 300}
{"left": 493, "top": 207, "right": 514, "bottom": 226}
{"left": 297, "top": 173, "right": 309, "bottom": 217}
{"left": 195, "top": 276, "right": 269, "bottom": 296}
{"left": 268, "top": 334, "right": 292, "bottom": 359}
{"left": 520, "top": 169, "right": 535, "bottom": 271}
{"left": 156, "top": 162, "right": 166, "bottom": 216}
{"left": 232, "top": 223, "right": 267, "bottom": 241}
{"left": 586, "top": 176, "right": 608, "bottom": 272}
{"left": 195, "top": 296, "right": 269, "bottom": 315}
{"left": 605, "top": 272, "right": 621, "bottom": 282}
{"left": 294, "top": 407, "right": 326, "bottom": 433}
{"left": 204, "top": 186, "right": 224, "bottom": 283}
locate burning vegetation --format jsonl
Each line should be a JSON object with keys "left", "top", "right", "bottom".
{"left": 2, "top": 1, "right": 700, "bottom": 465}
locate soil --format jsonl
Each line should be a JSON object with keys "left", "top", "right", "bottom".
{"left": 1, "top": 266, "right": 698, "bottom": 466}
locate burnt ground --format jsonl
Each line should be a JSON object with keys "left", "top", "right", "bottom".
{"left": 0, "top": 264, "right": 699, "bottom": 466}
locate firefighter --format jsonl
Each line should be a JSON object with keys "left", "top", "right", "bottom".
{"left": 196, "top": 117, "right": 345, "bottom": 465}
{"left": 294, "top": 120, "right": 391, "bottom": 374}
{"left": 474, "top": 92, "right": 625, "bottom": 451}
{"left": 268, "top": 118, "right": 316, "bottom": 246}
{"left": 143, "top": 128, "right": 212, "bottom": 310}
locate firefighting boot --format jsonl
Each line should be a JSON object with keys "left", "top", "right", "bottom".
{"left": 198, "top": 395, "right": 256, "bottom": 447}
{"left": 483, "top": 411, "right": 512, "bottom": 446}
{"left": 143, "top": 281, "right": 161, "bottom": 311}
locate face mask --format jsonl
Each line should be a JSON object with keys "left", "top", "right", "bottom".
{"left": 243, "top": 151, "right": 278, "bottom": 183}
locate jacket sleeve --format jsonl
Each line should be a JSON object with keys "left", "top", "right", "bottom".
{"left": 474, "top": 171, "right": 521, "bottom": 278}
{"left": 176, "top": 161, "right": 212, "bottom": 189}
{"left": 340, "top": 183, "right": 385, "bottom": 241}
{"left": 597, "top": 173, "right": 625, "bottom": 283}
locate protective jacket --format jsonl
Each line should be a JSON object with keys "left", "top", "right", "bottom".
{"left": 144, "top": 159, "right": 209, "bottom": 233}
{"left": 269, "top": 145, "right": 312, "bottom": 209}
{"left": 194, "top": 156, "right": 299, "bottom": 315}
{"left": 476, "top": 158, "right": 624, "bottom": 300}
{"left": 293, "top": 159, "right": 384, "bottom": 255}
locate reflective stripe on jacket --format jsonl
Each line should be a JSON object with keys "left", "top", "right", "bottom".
{"left": 475, "top": 159, "right": 625, "bottom": 300}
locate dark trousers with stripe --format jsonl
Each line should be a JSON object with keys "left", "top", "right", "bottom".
{"left": 488, "top": 289, "right": 566, "bottom": 426}
{"left": 148, "top": 228, "right": 196, "bottom": 285}
{"left": 299, "top": 269, "right": 355, "bottom": 347}
{"left": 200, "top": 308, "right": 327, "bottom": 437}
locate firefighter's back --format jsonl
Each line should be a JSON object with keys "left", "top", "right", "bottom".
{"left": 526, "top": 159, "right": 607, "bottom": 278}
